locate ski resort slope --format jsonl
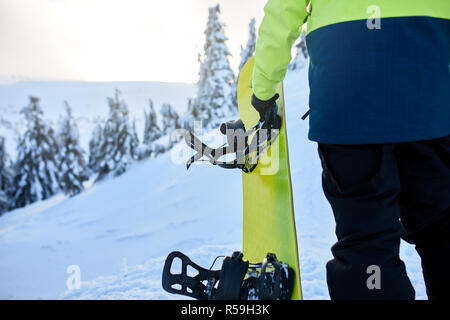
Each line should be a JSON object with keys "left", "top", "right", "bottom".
{"left": 0, "top": 68, "right": 426, "bottom": 300}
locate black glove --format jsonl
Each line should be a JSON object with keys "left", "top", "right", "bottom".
{"left": 251, "top": 93, "right": 280, "bottom": 128}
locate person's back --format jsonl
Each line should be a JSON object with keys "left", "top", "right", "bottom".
{"left": 251, "top": 0, "right": 450, "bottom": 299}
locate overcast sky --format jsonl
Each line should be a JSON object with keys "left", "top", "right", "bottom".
{"left": 0, "top": 0, "right": 267, "bottom": 83}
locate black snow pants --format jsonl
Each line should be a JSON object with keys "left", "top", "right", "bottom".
{"left": 318, "top": 134, "right": 450, "bottom": 300}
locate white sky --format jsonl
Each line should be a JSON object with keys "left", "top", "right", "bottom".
{"left": 0, "top": 0, "right": 267, "bottom": 83}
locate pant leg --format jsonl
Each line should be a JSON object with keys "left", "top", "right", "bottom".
{"left": 395, "top": 134, "right": 450, "bottom": 300}
{"left": 318, "top": 143, "right": 415, "bottom": 300}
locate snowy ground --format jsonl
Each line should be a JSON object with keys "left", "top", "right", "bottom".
{"left": 0, "top": 68, "right": 426, "bottom": 300}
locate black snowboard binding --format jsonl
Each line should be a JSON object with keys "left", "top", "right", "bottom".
{"left": 162, "top": 251, "right": 294, "bottom": 300}
{"left": 184, "top": 111, "right": 282, "bottom": 173}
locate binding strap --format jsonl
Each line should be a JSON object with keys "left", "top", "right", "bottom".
{"left": 184, "top": 116, "right": 281, "bottom": 173}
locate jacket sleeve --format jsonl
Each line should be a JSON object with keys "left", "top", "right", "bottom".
{"left": 252, "top": 0, "right": 309, "bottom": 100}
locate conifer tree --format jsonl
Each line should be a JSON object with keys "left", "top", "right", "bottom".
{"left": 140, "top": 100, "right": 164, "bottom": 159}
{"left": 57, "top": 102, "right": 89, "bottom": 196}
{"left": 238, "top": 18, "right": 257, "bottom": 73}
{"left": 160, "top": 103, "right": 182, "bottom": 149}
{"left": 189, "top": 4, "right": 236, "bottom": 128}
{"left": 160, "top": 103, "right": 180, "bottom": 135}
{"left": 88, "top": 119, "right": 104, "bottom": 173}
{"left": 13, "top": 96, "right": 60, "bottom": 208}
{"left": 233, "top": 17, "right": 257, "bottom": 107}
{"left": 143, "top": 99, "right": 162, "bottom": 145}
{"left": 0, "top": 137, "right": 13, "bottom": 214}
{"left": 96, "top": 90, "right": 138, "bottom": 181}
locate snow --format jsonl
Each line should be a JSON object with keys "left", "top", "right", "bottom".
{"left": 0, "top": 67, "right": 426, "bottom": 300}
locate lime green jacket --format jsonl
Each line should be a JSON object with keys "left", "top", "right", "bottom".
{"left": 252, "top": 0, "right": 450, "bottom": 144}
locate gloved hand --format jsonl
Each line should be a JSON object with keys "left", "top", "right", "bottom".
{"left": 251, "top": 93, "right": 280, "bottom": 129}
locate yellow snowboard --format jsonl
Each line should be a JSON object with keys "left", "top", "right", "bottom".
{"left": 238, "top": 57, "right": 302, "bottom": 300}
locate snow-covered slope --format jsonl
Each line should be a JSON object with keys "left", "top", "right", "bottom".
{"left": 0, "top": 148, "right": 243, "bottom": 299}
{"left": 0, "top": 68, "right": 426, "bottom": 300}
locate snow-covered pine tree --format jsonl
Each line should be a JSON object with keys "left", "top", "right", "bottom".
{"left": 96, "top": 90, "right": 139, "bottom": 181}
{"left": 238, "top": 18, "right": 256, "bottom": 73}
{"left": 160, "top": 103, "right": 183, "bottom": 148}
{"left": 179, "top": 100, "right": 193, "bottom": 132}
{"left": 184, "top": 50, "right": 203, "bottom": 129}
{"left": 12, "top": 96, "right": 60, "bottom": 208}
{"left": 131, "top": 119, "right": 139, "bottom": 147}
{"left": 185, "top": 98, "right": 199, "bottom": 130}
{"left": 233, "top": 17, "right": 257, "bottom": 106}
{"left": 289, "top": 31, "right": 308, "bottom": 71}
{"left": 160, "top": 103, "right": 180, "bottom": 136}
{"left": 189, "top": 4, "right": 236, "bottom": 128}
{"left": 0, "top": 137, "right": 14, "bottom": 214}
{"left": 88, "top": 119, "right": 104, "bottom": 173}
{"left": 143, "top": 99, "right": 162, "bottom": 145}
{"left": 130, "top": 118, "right": 141, "bottom": 159}
{"left": 140, "top": 100, "right": 163, "bottom": 159}
{"left": 57, "top": 102, "right": 89, "bottom": 197}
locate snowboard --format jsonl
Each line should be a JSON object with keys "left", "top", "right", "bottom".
{"left": 238, "top": 57, "right": 302, "bottom": 300}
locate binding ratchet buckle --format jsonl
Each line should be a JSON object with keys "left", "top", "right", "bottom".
{"left": 184, "top": 114, "right": 281, "bottom": 173}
